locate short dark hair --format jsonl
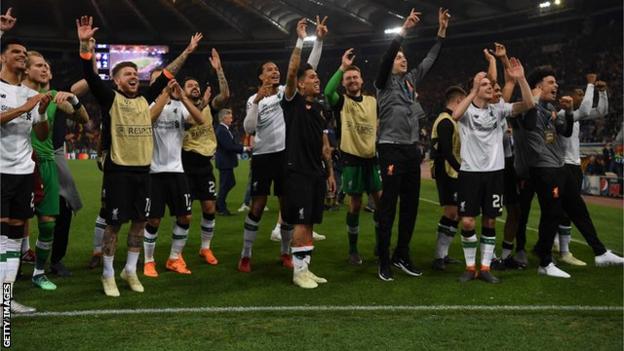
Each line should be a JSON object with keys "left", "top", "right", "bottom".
{"left": 1, "top": 37, "right": 26, "bottom": 53}
{"left": 527, "top": 65, "right": 556, "bottom": 89}
{"left": 296, "top": 63, "right": 314, "bottom": 81}
{"left": 256, "top": 61, "right": 276, "bottom": 83}
{"left": 444, "top": 85, "right": 467, "bottom": 104}
{"left": 112, "top": 61, "right": 138, "bottom": 77}
{"left": 182, "top": 76, "right": 200, "bottom": 87}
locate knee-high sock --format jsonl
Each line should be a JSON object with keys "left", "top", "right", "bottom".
{"left": 200, "top": 212, "right": 215, "bottom": 249}
{"left": 242, "top": 213, "right": 260, "bottom": 258}
{"left": 558, "top": 225, "right": 572, "bottom": 254}
{"left": 170, "top": 222, "right": 189, "bottom": 260}
{"left": 346, "top": 212, "right": 360, "bottom": 254}
{"left": 5, "top": 224, "right": 24, "bottom": 284}
{"left": 435, "top": 216, "right": 458, "bottom": 259}
{"left": 292, "top": 246, "right": 314, "bottom": 274}
{"left": 480, "top": 227, "right": 496, "bottom": 270}
{"left": 143, "top": 224, "right": 159, "bottom": 263}
{"left": 93, "top": 215, "right": 106, "bottom": 254}
{"left": 102, "top": 255, "right": 114, "bottom": 278}
{"left": 124, "top": 251, "right": 139, "bottom": 274}
{"left": 280, "top": 223, "right": 293, "bottom": 255}
{"left": 0, "top": 234, "right": 6, "bottom": 284}
{"left": 34, "top": 221, "right": 55, "bottom": 275}
{"left": 461, "top": 229, "right": 478, "bottom": 269}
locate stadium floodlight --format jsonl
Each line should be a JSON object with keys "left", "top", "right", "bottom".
{"left": 539, "top": 1, "right": 551, "bottom": 8}
{"left": 384, "top": 27, "right": 402, "bottom": 34}
{"left": 304, "top": 35, "right": 317, "bottom": 42}
{"left": 553, "top": 0, "right": 561, "bottom": 4}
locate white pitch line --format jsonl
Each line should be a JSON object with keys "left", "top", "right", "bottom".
{"left": 16, "top": 304, "right": 624, "bottom": 318}
{"left": 419, "top": 197, "right": 588, "bottom": 246}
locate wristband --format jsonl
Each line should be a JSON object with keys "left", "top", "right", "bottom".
{"left": 69, "top": 95, "right": 80, "bottom": 105}
{"left": 295, "top": 38, "right": 304, "bottom": 49}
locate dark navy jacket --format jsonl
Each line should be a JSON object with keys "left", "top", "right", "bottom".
{"left": 215, "top": 123, "right": 243, "bottom": 169}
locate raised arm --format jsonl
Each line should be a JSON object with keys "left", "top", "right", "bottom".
{"left": 244, "top": 83, "right": 271, "bottom": 133}
{"left": 407, "top": 8, "right": 449, "bottom": 85}
{"left": 375, "top": 9, "right": 421, "bottom": 89}
{"left": 452, "top": 72, "right": 484, "bottom": 120}
{"left": 208, "top": 48, "right": 230, "bottom": 110}
{"left": 494, "top": 43, "right": 515, "bottom": 102}
{"left": 507, "top": 57, "right": 535, "bottom": 116}
{"left": 165, "top": 32, "right": 202, "bottom": 76}
{"left": 325, "top": 48, "right": 354, "bottom": 107}
{"left": 0, "top": 7, "right": 17, "bottom": 37}
{"left": 284, "top": 18, "right": 307, "bottom": 100}
{"left": 71, "top": 38, "right": 97, "bottom": 98}
{"left": 306, "top": 16, "right": 328, "bottom": 70}
{"left": 76, "top": 16, "right": 115, "bottom": 109}
{"left": 484, "top": 48, "right": 497, "bottom": 84}
{"left": 595, "top": 81, "right": 609, "bottom": 116}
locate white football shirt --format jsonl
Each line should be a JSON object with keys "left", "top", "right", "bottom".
{"left": 150, "top": 99, "right": 189, "bottom": 173}
{"left": 245, "top": 85, "right": 286, "bottom": 155}
{"left": 0, "top": 81, "right": 46, "bottom": 175}
{"left": 459, "top": 101, "right": 512, "bottom": 172}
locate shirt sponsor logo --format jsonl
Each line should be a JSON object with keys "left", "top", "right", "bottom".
{"left": 115, "top": 125, "right": 153, "bottom": 137}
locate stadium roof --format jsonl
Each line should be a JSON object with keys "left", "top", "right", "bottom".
{"left": 1, "top": 0, "right": 621, "bottom": 52}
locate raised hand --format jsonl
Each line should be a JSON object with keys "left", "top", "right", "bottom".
{"left": 0, "top": 7, "right": 17, "bottom": 32}
{"left": 472, "top": 71, "right": 488, "bottom": 92}
{"left": 167, "top": 79, "right": 182, "bottom": 98}
{"left": 506, "top": 57, "right": 525, "bottom": 81}
{"left": 402, "top": 9, "right": 422, "bottom": 31}
{"left": 340, "top": 48, "right": 355, "bottom": 70}
{"left": 184, "top": 32, "right": 203, "bottom": 54}
{"left": 315, "top": 15, "right": 328, "bottom": 39}
{"left": 483, "top": 48, "right": 495, "bottom": 63}
{"left": 296, "top": 18, "right": 307, "bottom": 39}
{"left": 493, "top": 42, "right": 507, "bottom": 58}
{"left": 255, "top": 82, "right": 273, "bottom": 101}
{"left": 208, "top": 48, "right": 222, "bottom": 71}
{"left": 586, "top": 73, "right": 597, "bottom": 85}
{"left": 76, "top": 16, "right": 99, "bottom": 42}
{"left": 438, "top": 7, "right": 450, "bottom": 31}
{"left": 595, "top": 80, "right": 607, "bottom": 92}
{"left": 559, "top": 96, "right": 574, "bottom": 112}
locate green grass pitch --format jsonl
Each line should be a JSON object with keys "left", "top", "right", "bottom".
{"left": 9, "top": 160, "right": 623, "bottom": 350}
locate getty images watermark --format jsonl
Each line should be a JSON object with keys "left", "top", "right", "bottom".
{"left": 2, "top": 283, "right": 11, "bottom": 348}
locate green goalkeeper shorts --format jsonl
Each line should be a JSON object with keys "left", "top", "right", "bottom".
{"left": 36, "top": 159, "right": 60, "bottom": 217}
{"left": 341, "top": 164, "right": 382, "bottom": 195}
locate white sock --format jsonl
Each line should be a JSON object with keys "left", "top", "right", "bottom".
{"left": 143, "top": 228, "right": 158, "bottom": 263}
{"left": 280, "top": 223, "right": 293, "bottom": 255}
{"left": 21, "top": 234, "right": 30, "bottom": 253}
{"left": 0, "top": 235, "right": 6, "bottom": 284}
{"left": 461, "top": 232, "right": 478, "bottom": 268}
{"left": 124, "top": 251, "right": 139, "bottom": 274}
{"left": 93, "top": 215, "right": 106, "bottom": 254}
{"left": 242, "top": 215, "right": 259, "bottom": 258}
{"left": 558, "top": 225, "right": 572, "bottom": 254}
{"left": 480, "top": 236, "right": 496, "bottom": 269}
{"left": 102, "top": 255, "right": 114, "bottom": 278}
{"left": 291, "top": 246, "right": 313, "bottom": 274}
{"left": 200, "top": 217, "right": 215, "bottom": 249}
{"left": 169, "top": 223, "right": 189, "bottom": 260}
{"left": 5, "top": 237, "right": 22, "bottom": 283}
